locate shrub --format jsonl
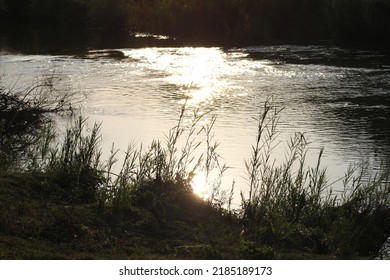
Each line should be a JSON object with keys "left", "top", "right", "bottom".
{"left": 0, "top": 74, "right": 81, "bottom": 170}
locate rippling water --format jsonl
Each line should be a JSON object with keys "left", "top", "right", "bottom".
{"left": 1, "top": 45, "right": 390, "bottom": 203}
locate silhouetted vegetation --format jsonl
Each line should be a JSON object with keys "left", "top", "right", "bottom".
{"left": 1, "top": 0, "right": 390, "bottom": 51}
{"left": 0, "top": 78, "right": 389, "bottom": 259}
{"left": 0, "top": 74, "right": 82, "bottom": 169}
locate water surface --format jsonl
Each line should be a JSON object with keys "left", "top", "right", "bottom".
{"left": 1, "top": 45, "right": 390, "bottom": 203}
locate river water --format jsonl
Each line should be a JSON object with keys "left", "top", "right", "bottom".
{"left": 1, "top": 45, "right": 390, "bottom": 204}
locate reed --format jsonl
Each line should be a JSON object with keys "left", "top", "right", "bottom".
{"left": 40, "top": 116, "right": 104, "bottom": 204}
{"left": 98, "top": 102, "right": 232, "bottom": 216}
{"left": 240, "top": 98, "right": 389, "bottom": 258}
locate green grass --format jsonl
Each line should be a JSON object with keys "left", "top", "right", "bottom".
{"left": 0, "top": 169, "right": 241, "bottom": 259}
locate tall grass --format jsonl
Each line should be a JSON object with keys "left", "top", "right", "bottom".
{"left": 89, "top": 96, "right": 388, "bottom": 257}
{"left": 42, "top": 116, "right": 104, "bottom": 204}
{"left": 97, "top": 102, "right": 232, "bottom": 215}
{"left": 240, "top": 98, "right": 390, "bottom": 258}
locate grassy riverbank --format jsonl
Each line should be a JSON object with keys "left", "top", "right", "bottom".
{"left": 1, "top": 172, "right": 389, "bottom": 259}
{"left": 1, "top": 78, "right": 389, "bottom": 259}
{"left": 0, "top": 171, "right": 242, "bottom": 259}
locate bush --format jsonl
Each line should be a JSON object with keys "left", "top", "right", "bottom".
{"left": 0, "top": 74, "right": 80, "bottom": 170}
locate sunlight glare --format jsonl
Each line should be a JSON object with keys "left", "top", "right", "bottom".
{"left": 166, "top": 48, "right": 225, "bottom": 105}
{"left": 123, "top": 47, "right": 233, "bottom": 106}
{"left": 191, "top": 172, "right": 209, "bottom": 199}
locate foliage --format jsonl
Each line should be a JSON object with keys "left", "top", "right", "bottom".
{"left": 238, "top": 240, "right": 274, "bottom": 259}
{"left": 1, "top": 0, "right": 390, "bottom": 48}
{"left": 0, "top": 74, "right": 80, "bottom": 170}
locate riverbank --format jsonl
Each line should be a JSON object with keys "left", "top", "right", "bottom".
{"left": 1, "top": 0, "right": 390, "bottom": 54}
{"left": 0, "top": 171, "right": 241, "bottom": 259}
{"left": 1, "top": 77, "right": 389, "bottom": 259}
{"left": 0, "top": 168, "right": 389, "bottom": 260}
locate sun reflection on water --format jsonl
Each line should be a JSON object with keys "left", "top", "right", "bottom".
{"left": 124, "top": 47, "right": 232, "bottom": 107}
{"left": 165, "top": 48, "right": 226, "bottom": 105}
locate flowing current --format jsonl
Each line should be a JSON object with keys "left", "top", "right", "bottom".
{"left": 1, "top": 45, "right": 390, "bottom": 203}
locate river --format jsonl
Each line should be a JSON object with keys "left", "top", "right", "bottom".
{"left": 1, "top": 45, "right": 390, "bottom": 205}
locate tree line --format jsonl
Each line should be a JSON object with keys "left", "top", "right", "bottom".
{"left": 1, "top": 0, "right": 389, "bottom": 48}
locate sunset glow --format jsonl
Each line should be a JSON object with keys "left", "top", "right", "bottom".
{"left": 191, "top": 172, "right": 209, "bottom": 199}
